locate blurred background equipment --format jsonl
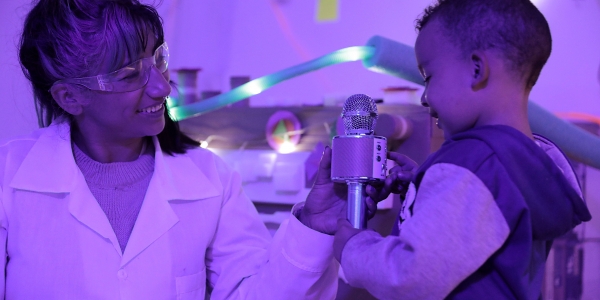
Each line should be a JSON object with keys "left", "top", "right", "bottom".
{"left": 170, "top": 35, "right": 600, "bottom": 172}
{"left": 173, "top": 68, "right": 201, "bottom": 106}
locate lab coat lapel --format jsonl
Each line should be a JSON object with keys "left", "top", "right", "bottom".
{"left": 69, "top": 172, "right": 123, "bottom": 256}
{"left": 120, "top": 137, "right": 220, "bottom": 267}
{"left": 9, "top": 121, "right": 122, "bottom": 256}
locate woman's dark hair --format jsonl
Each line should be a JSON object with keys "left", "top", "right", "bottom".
{"left": 18, "top": 0, "right": 199, "bottom": 155}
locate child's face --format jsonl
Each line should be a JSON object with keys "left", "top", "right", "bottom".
{"left": 415, "top": 19, "right": 480, "bottom": 139}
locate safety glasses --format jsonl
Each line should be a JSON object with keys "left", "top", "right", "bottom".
{"left": 52, "top": 42, "right": 169, "bottom": 92}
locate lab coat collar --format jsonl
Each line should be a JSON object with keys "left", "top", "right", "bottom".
{"left": 10, "top": 121, "right": 219, "bottom": 199}
{"left": 147, "top": 135, "right": 220, "bottom": 202}
{"left": 10, "top": 120, "right": 78, "bottom": 193}
{"left": 10, "top": 120, "right": 220, "bottom": 265}
{"left": 120, "top": 135, "right": 220, "bottom": 266}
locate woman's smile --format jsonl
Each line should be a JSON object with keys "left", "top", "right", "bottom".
{"left": 137, "top": 101, "right": 165, "bottom": 115}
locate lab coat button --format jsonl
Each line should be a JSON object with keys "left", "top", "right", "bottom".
{"left": 117, "top": 269, "right": 127, "bottom": 279}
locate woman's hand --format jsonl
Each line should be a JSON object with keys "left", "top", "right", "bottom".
{"left": 299, "top": 147, "right": 347, "bottom": 235}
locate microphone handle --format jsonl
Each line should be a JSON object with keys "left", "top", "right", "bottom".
{"left": 347, "top": 181, "right": 367, "bottom": 229}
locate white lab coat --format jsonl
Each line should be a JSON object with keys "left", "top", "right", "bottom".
{"left": 0, "top": 121, "right": 338, "bottom": 299}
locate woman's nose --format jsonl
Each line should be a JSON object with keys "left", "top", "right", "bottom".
{"left": 145, "top": 66, "right": 171, "bottom": 98}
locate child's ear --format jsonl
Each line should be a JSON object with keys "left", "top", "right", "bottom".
{"left": 470, "top": 51, "right": 489, "bottom": 91}
{"left": 49, "top": 84, "right": 85, "bottom": 116}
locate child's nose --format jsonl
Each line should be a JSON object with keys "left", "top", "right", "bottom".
{"left": 420, "top": 93, "right": 429, "bottom": 107}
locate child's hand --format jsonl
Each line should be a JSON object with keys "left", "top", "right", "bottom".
{"left": 334, "top": 218, "right": 362, "bottom": 263}
{"left": 366, "top": 152, "right": 418, "bottom": 203}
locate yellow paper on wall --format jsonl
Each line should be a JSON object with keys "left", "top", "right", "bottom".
{"left": 316, "top": 0, "right": 339, "bottom": 22}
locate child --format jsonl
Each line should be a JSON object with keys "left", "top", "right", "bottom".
{"left": 333, "top": 0, "right": 592, "bottom": 299}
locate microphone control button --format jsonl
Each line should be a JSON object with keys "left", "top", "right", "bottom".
{"left": 377, "top": 145, "right": 382, "bottom": 151}
{"left": 377, "top": 156, "right": 381, "bottom": 162}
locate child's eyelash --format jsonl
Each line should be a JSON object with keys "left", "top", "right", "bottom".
{"left": 423, "top": 76, "right": 431, "bottom": 83}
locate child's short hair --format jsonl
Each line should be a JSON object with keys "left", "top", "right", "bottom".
{"left": 416, "top": 0, "right": 551, "bottom": 89}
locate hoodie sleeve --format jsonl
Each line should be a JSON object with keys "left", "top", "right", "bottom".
{"left": 340, "top": 163, "right": 510, "bottom": 300}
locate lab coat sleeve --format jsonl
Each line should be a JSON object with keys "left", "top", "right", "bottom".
{"left": 205, "top": 159, "right": 338, "bottom": 300}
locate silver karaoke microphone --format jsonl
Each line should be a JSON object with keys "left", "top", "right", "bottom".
{"left": 331, "top": 94, "right": 387, "bottom": 229}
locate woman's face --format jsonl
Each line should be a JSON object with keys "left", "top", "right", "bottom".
{"left": 75, "top": 38, "right": 171, "bottom": 142}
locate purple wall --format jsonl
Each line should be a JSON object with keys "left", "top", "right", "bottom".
{"left": 157, "top": 0, "right": 600, "bottom": 115}
{"left": 1, "top": 0, "right": 599, "bottom": 139}
{"left": 0, "top": 0, "right": 38, "bottom": 141}
{"left": 530, "top": 0, "right": 600, "bottom": 116}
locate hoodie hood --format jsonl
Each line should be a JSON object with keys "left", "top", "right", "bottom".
{"left": 446, "top": 125, "right": 591, "bottom": 240}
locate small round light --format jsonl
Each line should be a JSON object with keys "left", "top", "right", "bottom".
{"left": 278, "top": 141, "right": 297, "bottom": 154}
{"left": 266, "top": 110, "right": 302, "bottom": 153}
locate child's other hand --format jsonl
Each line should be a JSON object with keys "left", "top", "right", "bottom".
{"left": 334, "top": 218, "right": 362, "bottom": 263}
{"left": 366, "top": 152, "right": 417, "bottom": 203}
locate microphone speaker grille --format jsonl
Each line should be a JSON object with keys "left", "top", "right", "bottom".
{"left": 342, "top": 94, "right": 378, "bottom": 135}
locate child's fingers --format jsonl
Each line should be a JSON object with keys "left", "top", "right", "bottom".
{"left": 367, "top": 174, "right": 406, "bottom": 200}
{"left": 334, "top": 218, "right": 358, "bottom": 262}
{"left": 386, "top": 172, "right": 410, "bottom": 194}
{"left": 388, "top": 166, "right": 413, "bottom": 181}
{"left": 366, "top": 197, "right": 377, "bottom": 219}
{"left": 367, "top": 158, "right": 414, "bottom": 200}
{"left": 388, "top": 152, "right": 418, "bottom": 171}
{"left": 367, "top": 180, "right": 391, "bottom": 202}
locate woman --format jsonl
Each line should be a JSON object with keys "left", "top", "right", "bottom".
{"left": 0, "top": 0, "right": 345, "bottom": 298}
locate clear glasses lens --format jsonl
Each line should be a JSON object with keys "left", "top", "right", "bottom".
{"left": 53, "top": 42, "right": 169, "bottom": 93}
{"left": 98, "top": 43, "right": 169, "bottom": 92}
{"left": 155, "top": 43, "right": 169, "bottom": 72}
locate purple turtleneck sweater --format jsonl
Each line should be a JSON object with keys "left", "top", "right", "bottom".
{"left": 73, "top": 143, "right": 154, "bottom": 253}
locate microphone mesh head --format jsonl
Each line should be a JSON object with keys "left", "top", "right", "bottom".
{"left": 342, "top": 94, "right": 378, "bottom": 135}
